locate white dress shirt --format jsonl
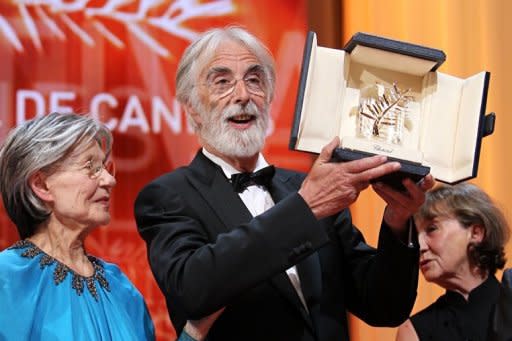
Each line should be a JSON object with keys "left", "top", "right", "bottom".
{"left": 202, "top": 148, "right": 308, "bottom": 311}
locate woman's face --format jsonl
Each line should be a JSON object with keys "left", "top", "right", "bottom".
{"left": 43, "top": 141, "right": 116, "bottom": 231}
{"left": 416, "top": 215, "right": 480, "bottom": 287}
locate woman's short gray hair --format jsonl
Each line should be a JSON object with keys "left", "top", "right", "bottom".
{"left": 0, "top": 112, "right": 112, "bottom": 239}
{"left": 176, "top": 26, "right": 276, "bottom": 126}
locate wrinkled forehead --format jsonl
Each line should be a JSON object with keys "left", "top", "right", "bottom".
{"left": 199, "top": 40, "right": 261, "bottom": 78}
{"left": 40, "top": 140, "right": 101, "bottom": 176}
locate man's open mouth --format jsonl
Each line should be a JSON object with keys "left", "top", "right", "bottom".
{"left": 228, "top": 114, "right": 256, "bottom": 124}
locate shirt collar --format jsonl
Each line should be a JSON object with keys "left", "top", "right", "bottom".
{"left": 444, "top": 275, "right": 500, "bottom": 306}
{"left": 201, "top": 148, "right": 269, "bottom": 179}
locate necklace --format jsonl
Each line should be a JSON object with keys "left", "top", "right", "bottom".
{"left": 10, "top": 240, "right": 110, "bottom": 300}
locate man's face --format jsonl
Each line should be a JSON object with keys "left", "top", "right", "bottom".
{"left": 189, "top": 40, "right": 270, "bottom": 158}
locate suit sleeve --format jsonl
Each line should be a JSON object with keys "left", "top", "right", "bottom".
{"left": 333, "top": 210, "right": 419, "bottom": 326}
{"left": 134, "top": 177, "right": 329, "bottom": 320}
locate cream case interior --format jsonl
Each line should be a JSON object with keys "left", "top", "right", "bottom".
{"left": 295, "top": 33, "right": 489, "bottom": 184}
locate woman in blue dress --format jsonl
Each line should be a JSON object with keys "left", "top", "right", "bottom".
{"left": 0, "top": 112, "right": 155, "bottom": 340}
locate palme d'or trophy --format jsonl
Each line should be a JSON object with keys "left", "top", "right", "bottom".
{"left": 290, "top": 31, "right": 495, "bottom": 191}
{"left": 355, "top": 82, "right": 413, "bottom": 146}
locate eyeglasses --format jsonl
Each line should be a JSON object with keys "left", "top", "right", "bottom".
{"left": 203, "top": 70, "right": 267, "bottom": 98}
{"left": 83, "top": 159, "right": 115, "bottom": 179}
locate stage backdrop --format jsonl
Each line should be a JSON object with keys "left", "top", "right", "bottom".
{"left": 0, "top": 1, "right": 312, "bottom": 339}
{"left": 338, "top": 1, "right": 512, "bottom": 340}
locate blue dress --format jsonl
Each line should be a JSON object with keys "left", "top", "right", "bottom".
{"left": 0, "top": 240, "right": 155, "bottom": 340}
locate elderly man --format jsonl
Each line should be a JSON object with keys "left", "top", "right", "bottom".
{"left": 135, "top": 26, "right": 434, "bottom": 341}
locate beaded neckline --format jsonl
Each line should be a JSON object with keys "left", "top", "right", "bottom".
{"left": 9, "top": 240, "right": 110, "bottom": 300}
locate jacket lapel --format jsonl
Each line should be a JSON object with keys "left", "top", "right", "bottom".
{"left": 269, "top": 171, "right": 320, "bottom": 332}
{"left": 186, "top": 151, "right": 252, "bottom": 232}
{"left": 269, "top": 169, "right": 323, "bottom": 311}
{"left": 297, "top": 252, "right": 322, "bottom": 334}
{"left": 269, "top": 272, "right": 314, "bottom": 330}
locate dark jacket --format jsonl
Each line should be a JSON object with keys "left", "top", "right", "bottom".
{"left": 490, "top": 269, "right": 512, "bottom": 341}
{"left": 134, "top": 151, "right": 419, "bottom": 341}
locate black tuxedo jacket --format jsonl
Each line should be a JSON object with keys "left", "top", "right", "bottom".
{"left": 490, "top": 269, "right": 512, "bottom": 341}
{"left": 135, "top": 151, "right": 419, "bottom": 341}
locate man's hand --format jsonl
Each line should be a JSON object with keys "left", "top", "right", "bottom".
{"left": 372, "top": 174, "right": 435, "bottom": 235}
{"left": 298, "top": 137, "right": 401, "bottom": 219}
{"left": 183, "top": 308, "right": 225, "bottom": 341}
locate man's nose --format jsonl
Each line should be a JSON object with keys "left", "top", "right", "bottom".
{"left": 232, "top": 79, "right": 250, "bottom": 104}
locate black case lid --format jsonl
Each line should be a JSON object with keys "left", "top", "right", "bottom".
{"left": 344, "top": 32, "right": 447, "bottom": 71}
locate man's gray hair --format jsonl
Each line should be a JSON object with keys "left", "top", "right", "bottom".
{"left": 176, "top": 26, "right": 276, "bottom": 126}
{"left": 0, "top": 112, "right": 112, "bottom": 238}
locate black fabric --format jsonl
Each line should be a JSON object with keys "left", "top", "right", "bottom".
{"left": 230, "top": 165, "right": 275, "bottom": 192}
{"left": 411, "top": 276, "right": 500, "bottom": 341}
{"left": 134, "top": 150, "right": 420, "bottom": 341}
{"left": 489, "top": 269, "right": 512, "bottom": 341}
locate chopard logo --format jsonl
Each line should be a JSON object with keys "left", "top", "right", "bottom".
{"left": 373, "top": 144, "right": 394, "bottom": 153}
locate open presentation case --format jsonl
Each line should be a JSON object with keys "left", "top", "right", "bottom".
{"left": 290, "top": 31, "right": 495, "bottom": 189}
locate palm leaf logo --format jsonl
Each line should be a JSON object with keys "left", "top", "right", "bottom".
{"left": 0, "top": 0, "right": 235, "bottom": 58}
{"left": 357, "top": 82, "right": 413, "bottom": 144}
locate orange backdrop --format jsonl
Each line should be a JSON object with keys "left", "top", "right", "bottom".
{"left": 0, "top": 1, "right": 311, "bottom": 339}
{"left": 340, "top": 1, "right": 512, "bottom": 340}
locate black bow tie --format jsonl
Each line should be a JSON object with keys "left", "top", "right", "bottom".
{"left": 230, "top": 165, "right": 275, "bottom": 193}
